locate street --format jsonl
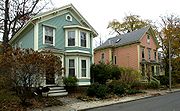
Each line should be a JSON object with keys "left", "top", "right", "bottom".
{"left": 87, "top": 91, "right": 180, "bottom": 111}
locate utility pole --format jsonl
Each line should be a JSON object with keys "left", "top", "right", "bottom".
{"left": 169, "top": 39, "right": 172, "bottom": 91}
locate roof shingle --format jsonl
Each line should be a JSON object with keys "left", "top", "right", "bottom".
{"left": 95, "top": 26, "right": 150, "bottom": 50}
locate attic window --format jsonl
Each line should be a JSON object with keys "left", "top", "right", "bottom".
{"left": 66, "top": 14, "right": 72, "bottom": 21}
{"left": 116, "top": 38, "right": 121, "bottom": 43}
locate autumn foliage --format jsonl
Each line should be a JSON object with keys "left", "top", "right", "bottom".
{"left": 0, "top": 47, "right": 63, "bottom": 104}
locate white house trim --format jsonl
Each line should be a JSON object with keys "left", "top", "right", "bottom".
{"left": 63, "top": 25, "right": 91, "bottom": 31}
{"left": 65, "top": 50, "right": 90, "bottom": 54}
{"left": 66, "top": 56, "right": 78, "bottom": 77}
{"left": 42, "top": 25, "right": 56, "bottom": 46}
{"left": 34, "top": 23, "right": 38, "bottom": 50}
{"left": 65, "top": 28, "right": 90, "bottom": 48}
{"left": 79, "top": 57, "right": 90, "bottom": 79}
{"left": 77, "top": 82, "right": 90, "bottom": 86}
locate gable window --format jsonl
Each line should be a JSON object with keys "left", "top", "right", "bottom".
{"left": 147, "top": 34, "right": 150, "bottom": 44}
{"left": 69, "top": 59, "right": 75, "bottom": 77}
{"left": 80, "top": 31, "right": 86, "bottom": 47}
{"left": 81, "top": 60, "right": 87, "bottom": 77}
{"left": 154, "top": 51, "right": 157, "bottom": 61}
{"left": 142, "top": 48, "right": 145, "bottom": 59}
{"left": 44, "top": 26, "right": 55, "bottom": 45}
{"left": 68, "top": 31, "right": 75, "bottom": 46}
{"left": 148, "top": 49, "right": 151, "bottom": 60}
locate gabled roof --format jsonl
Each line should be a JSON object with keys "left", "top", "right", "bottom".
{"left": 32, "top": 4, "right": 98, "bottom": 36}
{"left": 9, "top": 4, "right": 98, "bottom": 44}
{"left": 95, "top": 26, "right": 157, "bottom": 50}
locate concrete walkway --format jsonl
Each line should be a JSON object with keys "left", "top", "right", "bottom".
{"left": 30, "top": 89, "right": 180, "bottom": 111}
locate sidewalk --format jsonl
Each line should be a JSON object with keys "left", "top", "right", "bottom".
{"left": 31, "top": 88, "right": 180, "bottom": 111}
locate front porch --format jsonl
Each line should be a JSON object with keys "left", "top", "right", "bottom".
{"left": 140, "top": 59, "right": 162, "bottom": 82}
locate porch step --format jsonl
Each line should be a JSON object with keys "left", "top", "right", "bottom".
{"left": 49, "top": 89, "right": 66, "bottom": 93}
{"left": 49, "top": 86, "right": 64, "bottom": 90}
{"left": 46, "top": 85, "right": 68, "bottom": 97}
{"left": 48, "top": 92, "right": 68, "bottom": 97}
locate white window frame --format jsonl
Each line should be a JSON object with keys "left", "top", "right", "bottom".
{"left": 79, "top": 57, "right": 90, "bottom": 79}
{"left": 68, "top": 59, "right": 75, "bottom": 77}
{"left": 65, "top": 29, "right": 78, "bottom": 47}
{"left": 66, "top": 14, "right": 72, "bottom": 22}
{"left": 80, "top": 31, "right": 87, "bottom": 47}
{"left": 79, "top": 30, "right": 90, "bottom": 48}
{"left": 66, "top": 57, "right": 78, "bottom": 77}
{"left": 43, "top": 26, "right": 55, "bottom": 46}
{"left": 81, "top": 59, "right": 87, "bottom": 77}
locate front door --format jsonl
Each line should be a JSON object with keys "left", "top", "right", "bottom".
{"left": 46, "top": 68, "right": 55, "bottom": 84}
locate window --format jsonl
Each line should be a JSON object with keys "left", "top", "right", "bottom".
{"left": 80, "top": 31, "right": 86, "bottom": 47}
{"left": 68, "top": 31, "right": 75, "bottom": 46}
{"left": 148, "top": 49, "right": 151, "bottom": 60}
{"left": 66, "top": 14, "right": 72, "bottom": 21}
{"left": 154, "top": 51, "right": 156, "bottom": 61}
{"left": 147, "top": 34, "right": 150, "bottom": 44}
{"left": 142, "top": 48, "right": 145, "bottom": 59}
{"left": 69, "top": 59, "right": 75, "bottom": 76}
{"left": 81, "top": 60, "right": 86, "bottom": 77}
{"left": 44, "top": 26, "right": 55, "bottom": 45}
{"left": 114, "top": 56, "right": 117, "bottom": 64}
{"left": 101, "top": 53, "right": 104, "bottom": 62}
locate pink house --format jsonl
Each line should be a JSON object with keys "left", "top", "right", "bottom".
{"left": 94, "top": 26, "right": 164, "bottom": 81}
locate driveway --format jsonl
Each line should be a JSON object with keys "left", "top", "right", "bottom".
{"left": 87, "top": 91, "right": 180, "bottom": 111}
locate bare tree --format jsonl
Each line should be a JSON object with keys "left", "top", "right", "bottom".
{"left": 0, "top": 0, "right": 51, "bottom": 46}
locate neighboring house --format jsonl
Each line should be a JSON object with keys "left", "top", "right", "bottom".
{"left": 9, "top": 4, "right": 98, "bottom": 87}
{"left": 94, "top": 26, "right": 164, "bottom": 81}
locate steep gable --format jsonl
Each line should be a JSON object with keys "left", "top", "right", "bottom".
{"left": 9, "top": 4, "right": 98, "bottom": 44}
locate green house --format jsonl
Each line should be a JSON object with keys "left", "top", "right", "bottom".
{"left": 9, "top": 4, "right": 98, "bottom": 88}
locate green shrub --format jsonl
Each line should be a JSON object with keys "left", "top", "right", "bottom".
{"left": 63, "top": 76, "right": 78, "bottom": 87}
{"left": 86, "top": 83, "right": 99, "bottom": 97}
{"left": 130, "top": 82, "right": 143, "bottom": 90}
{"left": 113, "top": 85, "right": 125, "bottom": 96}
{"left": 119, "top": 67, "right": 141, "bottom": 85}
{"left": 108, "top": 80, "right": 126, "bottom": 96}
{"left": 126, "top": 89, "right": 143, "bottom": 95}
{"left": 146, "top": 81, "right": 160, "bottom": 89}
{"left": 90, "top": 63, "right": 121, "bottom": 84}
{"left": 96, "top": 84, "right": 109, "bottom": 98}
{"left": 86, "top": 83, "right": 109, "bottom": 99}
{"left": 159, "top": 76, "right": 169, "bottom": 86}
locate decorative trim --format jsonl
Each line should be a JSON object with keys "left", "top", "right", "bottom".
{"left": 65, "top": 50, "right": 90, "bottom": 54}
{"left": 77, "top": 82, "right": 90, "bottom": 86}
{"left": 63, "top": 25, "right": 91, "bottom": 31}
{"left": 66, "top": 14, "right": 72, "bottom": 21}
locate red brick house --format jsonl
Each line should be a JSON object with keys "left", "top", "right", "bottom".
{"left": 94, "top": 26, "right": 164, "bottom": 81}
